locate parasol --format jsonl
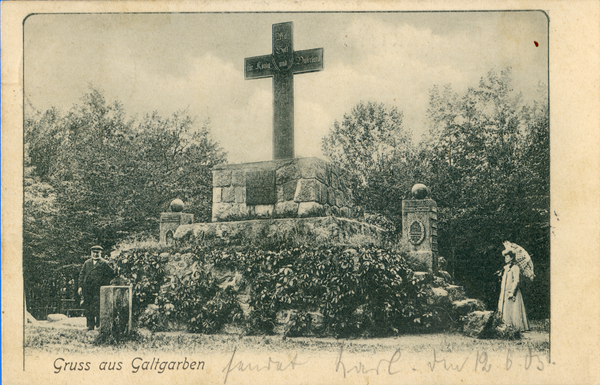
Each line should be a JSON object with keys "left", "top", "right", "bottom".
{"left": 502, "top": 241, "right": 535, "bottom": 281}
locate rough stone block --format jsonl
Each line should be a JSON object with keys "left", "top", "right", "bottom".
{"left": 345, "top": 188, "right": 354, "bottom": 203}
{"left": 294, "top": 179, "right": 320, "bottom": 202}
{"left": 47, "top": 314, "right": 68, "bottom": 322}
{"left": 336, "top": 190, "right": 344, "bottom": 207}
{"left": 218, "top": 203, "right": 248, "bottom": 221}
{"left": 432, "top": 287, "right": 449, "bottom": 297}
{"left": 340, "top": 207, "right": 351, "bottom": 218}
{"left": 283, "top": 180, "right": 297, "bottom": 201}
{"left": 331, "top": 172, "right": 339, "bottom": 189}
{"left": 212, "top": 203, "right": 235, "bottom": 221}
{"left": 462, "top": 310, "right": 494, "bottom": 338}
{"left": 446, "top": 285, "right": 467, "bottom": 302}
{"left": 452, "top": 298, "right": 486, "bottom": 316}
{"left": 428, "top": 287, "right": 449, "bottom": 305}
{"left": 213, "top": 171, "right": 231, "bottom": 187}
{"left": 179, "top": 213, "right": 194, "bottom": 225}
{"left": 329, "top": 205, "right": 340, "bottom": 217}
{"left": 277, "top": 185, "right": 284, "bottom": 202}
{"left": 275, "top": 201, "right": 299, "bottom": 217}
{"left": 234, "top": 203, "right": 249, "bottom": 218}
{"left": 318, "top": 183, "right": 328, "bottom": 205}
{"left": 276, "top": 162, "right": 300, "bottom": 184}
{"left": 100, "top": 285, "right": 132, "bottom": 336}
{"left": 234, "top": 187, "right": 246, "bottom": 203}
{"left": 222, "top": 187, "right": 235, "bottom": 203}
{"left": 327, "top": 188, "right": 336, "bottom": 206}
{"left": 298, "top": 202, "right": 323, "bottom": 217}
{"left": 165, "top": 253, "right": 195, "bottom": 277}
{"left": 213, "top": 187, "right": 222, "bottom": 203}
{"left": 253, "top": 205, "right": 273, "bottom": 219}
{"left": 297, "top": 158, "right": 327, "bottom": 184}
{"left": 338, "top": 172, "right": 349, "bottom": 190}
{"left": 232, "top": 170, "right": 246, "bottom": 186}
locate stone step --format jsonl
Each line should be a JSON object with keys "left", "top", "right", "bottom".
{"left": 452, "top": 298, "right": 486, "bottom": 317}
{"left": 446, "top": 284, "right": 467, "bottom": 302}
{"left": 462, "top": 310, "right": 494, "bottom": 338}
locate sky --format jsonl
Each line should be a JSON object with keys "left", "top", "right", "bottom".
{"left": 24, "top": 11, "right": 548, "bottom": 164}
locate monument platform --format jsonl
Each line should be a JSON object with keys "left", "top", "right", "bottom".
{"left": 174, "top": 216, "right": 387, "bottom": 246}
{"left": 211, "top": 157, "right": 358, "bottom": 222}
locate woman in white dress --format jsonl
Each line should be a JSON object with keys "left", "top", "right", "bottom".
{"left": 497, "top": 249, "right": 529, "bottom": 331}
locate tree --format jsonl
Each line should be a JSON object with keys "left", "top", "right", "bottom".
{"left": 24, "top": 88, "right": 227, "bottom": 310}
{"left": 422, "top": 68, "right": 550, "bottom": 318}
{"left": 322, "top": 101, "right": 419, "bottom": 229}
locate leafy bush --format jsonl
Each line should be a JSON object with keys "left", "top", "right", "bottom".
{"left": 114, "top": 242, "right": 457, "bottom": 337}
{"left": 155, "top": 266, "right": 243, "bottom": 334}
{"left": 114, "top": 250, "right": 170, "bottom": 319}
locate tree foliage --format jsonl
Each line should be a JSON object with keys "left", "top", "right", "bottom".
{"left": 421, "top": 68, "right": 549, "bottom": 318}
{"left": 24, "top": 89, "right": 227, "bottom": 309}
{"left": 323, "top": 69, "right": 549, "bottom": 318}
{"left": 322, "top": 101, "right": 419, "bottom": 229}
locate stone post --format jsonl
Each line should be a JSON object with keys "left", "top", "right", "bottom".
{"left": 99, "top": 285, "right": 133, "bottom": 336}
{"left": 402, "top": 184, "right": 438, "bottom": 272}
{"left": 159, "top": 199, "right": 194, "bottom": 245}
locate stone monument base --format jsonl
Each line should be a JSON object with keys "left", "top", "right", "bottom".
{"left": 174, "top": 216, "right": 387, "bottom": 246}
{"left": 406, "top": 250, "right": 438, "bottom": 273}
{"left": 212, "top": 157, "right": 357, "bottom": 222}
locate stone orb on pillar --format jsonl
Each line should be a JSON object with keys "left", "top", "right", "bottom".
{"left": 170, "top": 199, "right": 185, "bottom": 212}
{"left": 411, "top": 184, "right": 429, "bottom": 199}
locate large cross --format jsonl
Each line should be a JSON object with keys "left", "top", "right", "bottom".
{"left": 245, "top": 22, "right": 324, "bottom": 160}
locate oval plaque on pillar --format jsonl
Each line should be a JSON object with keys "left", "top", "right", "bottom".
{"left": 409, "top": 220, "right": 425, "bottom": 245}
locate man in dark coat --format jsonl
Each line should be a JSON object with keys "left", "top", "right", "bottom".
{"left": 78, "top": 245, "right": 115, "bottom": 330}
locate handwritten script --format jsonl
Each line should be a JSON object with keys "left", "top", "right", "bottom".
{"left": 335, "top": 345, "right": 402, "bottom": 378}
{"left": 222, "top": 346, "right": 307, "bottom": 384}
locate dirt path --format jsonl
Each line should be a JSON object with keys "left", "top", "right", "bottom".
{"left": 25, "top": 317, "right": 549, "bottom": 356}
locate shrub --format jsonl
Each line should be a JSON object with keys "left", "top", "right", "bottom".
{"left": 156, "top": 268, "right": 243, "bottom": 334}
{"left": 114, "top": 250, "right": 170, "bottom": 319}
{"left": 114, "top": 241, "right": 458, "bottom": 337}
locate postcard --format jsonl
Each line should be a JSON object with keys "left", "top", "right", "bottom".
{"left": 2, "top": 1, "right": 599, "bottom": 384}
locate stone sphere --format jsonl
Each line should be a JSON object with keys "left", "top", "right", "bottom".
{"left": 169, "top": 199, "right": 185, "bottom": 212}
{"left": 411, "top": 184, "right": 429, "bottom": 199}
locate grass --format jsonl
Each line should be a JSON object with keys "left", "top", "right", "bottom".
{"left": 528, "top": 318, "right": 550, "bottom": 333}
{"left": 25, "top": 324, "right": 550, "bottom": 356}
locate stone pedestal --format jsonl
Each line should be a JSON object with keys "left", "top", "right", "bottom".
{"left": 100, "top": 285, "right": 133, "bottom": 336}
{"left": 160, "top": 212, "right": 194, "bottom": 244}
{"left": 402, "top": 198, "right": 438, "bottom": 272}
{"left": 175, "top": 216, "right": 388, "bottom": 246}
{"left": 211, "top": 157, "right": 357, "bottom": 222}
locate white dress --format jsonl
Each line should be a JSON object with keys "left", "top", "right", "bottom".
{"left": 498, "top": 263, "right": 529, "bottom": 331}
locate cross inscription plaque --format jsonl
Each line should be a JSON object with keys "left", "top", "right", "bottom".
{"left": 245, "top": 22, "right": 324, "bottom": 160}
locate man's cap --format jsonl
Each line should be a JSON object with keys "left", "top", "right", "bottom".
{"left": 91, "top": 245, "right": 103, "bottom": 251}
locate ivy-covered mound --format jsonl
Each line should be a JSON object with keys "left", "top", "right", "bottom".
{"left": 114, "top": 241, "right": 461, "bottom": 338}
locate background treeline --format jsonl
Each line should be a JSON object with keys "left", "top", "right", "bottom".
{"left": 24, "top": 89, "right": 227, "bottom": 313}
{"left": 322, "top": 68, "right": 549, "bottom": 319}
{"left": 25, "top": 67, "right": 549, "bottom": 319}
